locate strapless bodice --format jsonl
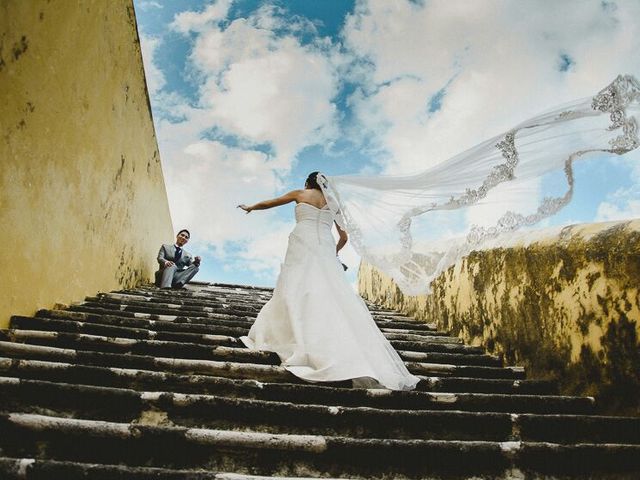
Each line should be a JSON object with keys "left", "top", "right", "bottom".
{"left": 295, "top": 202, "right": 334, "bottom": 227}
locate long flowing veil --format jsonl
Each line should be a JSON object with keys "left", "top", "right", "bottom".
{"left": 319, "top": 75, "right": 640, "bottom": 295}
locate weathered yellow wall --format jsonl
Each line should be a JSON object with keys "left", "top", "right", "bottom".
{"left": 0, "top": 1, "right": 174, "bottom": 327}
{"left": 359, "top": 220, "right": 640, "bottom": 414}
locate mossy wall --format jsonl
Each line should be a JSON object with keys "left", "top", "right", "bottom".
{"left": 0, "top": 1, "right": 174, "bottom": 327}
{"left": 359, "top": 220, "right": 640, "bottom": 414}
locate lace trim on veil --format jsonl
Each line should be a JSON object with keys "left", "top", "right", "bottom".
{"left": 319, "top": 75, "right": 640, "bottom": 295}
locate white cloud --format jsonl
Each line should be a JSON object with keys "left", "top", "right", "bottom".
{"left": 343, "top": 0, "right": 640, "bottom": 173}
{"left": 139, "top": 33, "right": 166, "bottom": 96}
{"left": 138, "top": 0, "right": 163, "bottom": 10}
{"left": 141, "top": 3, "right": 346, "bottom": 278}
{"left": 159, "top": 137, "right": 284, "bottom": 253}
{"left": 596, "top": 150, "right": 640, "bottom": 222}
{"left": 596, "top": 194, "right": 640, "bottom": 221}
{"left": 140, "top": 0, "right": 640, "bottom": 285}
{"left": 184, "top": 6, "right": 341, "bottom": 169}
{"left": 171, "top": 0, "right": 233, "bottom": 33}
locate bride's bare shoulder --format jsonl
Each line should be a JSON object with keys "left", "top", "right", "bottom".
{"left": 297, "top": 189, "right": 327, "bottom": 208}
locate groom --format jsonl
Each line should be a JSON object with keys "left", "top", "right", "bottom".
{"left": 155, "top": 229, "right": 201, "bottom": 289}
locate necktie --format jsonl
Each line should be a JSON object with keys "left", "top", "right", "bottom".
{"left": 175, "top": 247, "right": 182, "bottom": 262}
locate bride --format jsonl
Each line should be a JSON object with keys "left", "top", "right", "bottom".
{"left": 238, "top": 172, "right": 420, "bottom": 391}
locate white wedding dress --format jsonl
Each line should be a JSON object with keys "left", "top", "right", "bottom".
{"left": 240, "top": 202, "right": 420, "bottom": 391}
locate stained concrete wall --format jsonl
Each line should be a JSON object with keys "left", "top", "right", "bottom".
{"left": 0, "top": 1, "right": 174, "bottom": 327}
{"left": 359, "top": 220, "right": 640, "bottom": 414}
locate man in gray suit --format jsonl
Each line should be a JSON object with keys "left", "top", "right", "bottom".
{"left": 155, "top": 229, "right": 201, "bottom": 289}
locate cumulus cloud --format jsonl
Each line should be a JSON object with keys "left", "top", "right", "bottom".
{"left": 341, "top": 0, "right": 640, "bottom": 236}
{"left": 596, "top": 151, "right": 640, "bottom": 222}
{"left": 139, "top": 33, "right": 166, "bottom": 96}
{"left": 171, "top": 0, "right": 233, "bottom": 33}
{"left": 138, "top": 0, "right": 163, "bottom": 10}
{"left": 175, "top": 3, "right": 342, "bottom": 169}
{"left": 138, "top": 2, "right": 346, "bottom": 279}
{"left": 138, "top": 0, "right": 640, "bottom": 285}
{"left": 343, "top": 0, "right": 640, "bottom": 173}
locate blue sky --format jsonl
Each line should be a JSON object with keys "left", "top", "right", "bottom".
{"left": 134, "top": 0, "right": 640, "bottom": 288}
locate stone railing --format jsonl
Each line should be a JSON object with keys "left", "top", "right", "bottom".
{"left": 359, "top": 220, "right": 640, "bottom": 414}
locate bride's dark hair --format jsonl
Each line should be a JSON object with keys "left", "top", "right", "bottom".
{"left": 305, "top": 171, "right": 321, "bottom": 190}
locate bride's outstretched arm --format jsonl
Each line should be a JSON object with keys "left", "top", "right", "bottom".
{"left": 238, "top": 190, "right": 303, "bottom": 213}
{"left": 335, "top": 222, "right": 348, "bottom": 254}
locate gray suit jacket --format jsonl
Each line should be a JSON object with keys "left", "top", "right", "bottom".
{"left": 156, "top": 244, "right": 194, "bottom": 272}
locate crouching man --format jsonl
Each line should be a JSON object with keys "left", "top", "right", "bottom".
{"left": 155, "top": 229, "right": 201, "bottom": 289}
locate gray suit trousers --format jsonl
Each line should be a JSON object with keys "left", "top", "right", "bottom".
{"left": 159, "top": 264, "right": 199, "bottom": 288}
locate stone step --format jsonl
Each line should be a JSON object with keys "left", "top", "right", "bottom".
{"left": 69, "top": 302, "right": 258, "bottom": 320}
{"left": 0, "top": 457, "right": 329, "bottom": 480}
{"left": 117, "top": 290, "right": 435, "bottom": 327}
{"left": 1, "top": 329, "right": 278, "bottom": 364}
{"left": 0, "top": 336, "right": 524, "bottom": 379}
{"left": 80, "top": 298, "right": 262, "bottom": 318}
{"left": 38, "top": 308, "right": 259, "bottom": 331}
{"left": 100, "top": 292, "right": 269, "bottom": 309}
{"left": 12, "top": 315, "right": 251, "bottom": 343}
{"left": 390, "top": 340, "right": 484, "bottom": 354}
{"left": 408, "top": 362, "right": 524, "bottom": 379}
{"left": 89, "top": 295, "right": 437, "bottom": 329}
{"left": 32, "top": 310, "right": 498, "bottom": 356}
{"left": 1, "top": 413, "right": 639, "bottom": 478}
{"left": 62, "top": 305, "right": 442, "bottom": 338}
{"left": 398, "top": 350, "right": 502, "bottom": 367}
{"left": 0, "top": 341, "right": 296, "bottom": 383}
{"left": 1, "top": 377, "right": 626, "bottom": 442}
{"left": 9, "top": 316, "right": 502, "bottom": 367}
{"left": 77, "top": 300, "right": 442, "bottom": 335}
{"left": 0, "top": 357, "right": 567, "bottom": 409}
{"left": 10, "top": 312, "right": 449, "bottom": 344}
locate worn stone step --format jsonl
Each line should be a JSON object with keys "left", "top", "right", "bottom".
{"left": 0, "top": 377, "right": 520, "bottom": 441}
{"left": 2, "top": 413, "right": 639, "bottom": 478}
{"left": 100, "top": 292, "right": 270, "bottom": 312}
{"left": 86, "top": 296, "right": 262, "bottom": 315}
{"left": 78, "top": 302, "right": 442, "bottom": 336}
{"left": 62, "top": 304, "right": 439, "bottom": 338}
{"left": 15, "top": 311, "right": 452, "bottom": 345}
{"left": 12, "top": 315, "right": 249, "bottom": 345}
{"left": 1, "top": 377, "right": 620, "bottom": 442}
{"left": 1, "top": 329, "right": 279, "bottom": 365}
{"left": 390, "top": 340, "right": 484, "bottom": 354}
{"left": 408, "top": 362, "right": 524, "bottom": 379}
{"left": 115, "top": 290, "right": 436, "bottom": 327}
{"left": 90, "top": 294, "right": 438, "bottom": 331}
{"left": 39, "top": 308, "right": 257, "bottom": 331}
{"left": 67, "top": 304, "right": 462, "bottom": 346}
{"left": 0, "top": 358, "right": 570, "bottom": 411}
{"left": 0, "top": 457, "right": 328, "bottom": 480}
{"left": 69, "top": 302, "right": 257, "bottom": 321}
{"left": 0, "top": 335, "right": 521, "bottom": 380}
{"left": 398, "top": 350, "right": 502, "bottom": 367}
{"left": 9, "top": 316, "right": 501, "bottom": 367}
{"left": 0, "top": 341, "right": 295, "bottom": 383}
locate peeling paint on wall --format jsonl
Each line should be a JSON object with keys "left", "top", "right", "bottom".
{"left": 359, "top": 220, "right": 640, "bottom": 414}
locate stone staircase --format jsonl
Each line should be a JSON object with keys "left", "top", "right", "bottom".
{"left": 0, "top": 282, "right": 638, "bottom": 479}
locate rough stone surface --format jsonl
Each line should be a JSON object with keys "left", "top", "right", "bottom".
{"left": 0, "top": 282, "right": 638, "bottom": 479}
{"left": 359, "top": 220, "right": 640, "bottom": 415}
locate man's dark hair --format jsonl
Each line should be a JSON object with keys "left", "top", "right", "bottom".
{"left": 177, "top": 229, "right": 190, "bottom": 238}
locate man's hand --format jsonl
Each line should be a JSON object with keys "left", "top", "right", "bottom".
{"left": 164, "top": 260, "right": 175, "bottom": 267}
{"left": 194, "top": 256, "right": 201, "bottom": 266}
